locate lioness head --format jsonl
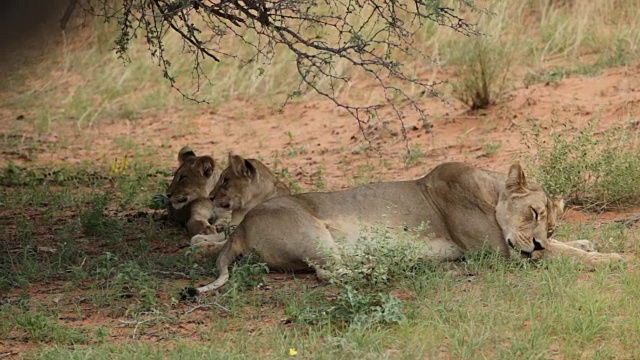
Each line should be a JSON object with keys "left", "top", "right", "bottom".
{"left": 495, "top": 163, "right": 564, "bottom": 255}
{"left": 210, "top": 152, "right": 290, "bottom": 212}
{"left": 166, "top": 146, "right": 218, "bottom": 210}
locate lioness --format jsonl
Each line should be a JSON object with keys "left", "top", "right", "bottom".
{"left": 188, "top": 161, "right": 623, "bottom": 296}
{"left": 188, "top": 152, "right": 291, "bottom": 257}
{"left": 167, "top": 146, "right": 230, "bottom": 237}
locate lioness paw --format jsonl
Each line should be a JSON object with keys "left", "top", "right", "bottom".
{"left": 587, "top": 252, "right": 624, "bottom": 264}
{"left": 571, "top": 240, "right": 596, "bottom": 252}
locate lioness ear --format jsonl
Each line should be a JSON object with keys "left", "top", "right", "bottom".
{"left": 178, "top": 146, "right": 196, "bottom": 165}
{"left": 506, "top": 163, "right": 527, "bottom": 192}
{"left": 551, "top": 195, "right": 565, "bottom": 214}
{"left": 228, "top": 152, "right": 255, "bottom": 179}
{"left": 196, "top": 156, "right": 215, "bottom": 178}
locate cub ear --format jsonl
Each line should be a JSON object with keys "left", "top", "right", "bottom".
{"left": 178, "top": 146, "right": 196, "bottom": 165}
{"left": 505, "top": 163, "right": 527, "bottom": 192}
{"left": 551, "top": 195, "right": 565, "bottom": 214}
{"left": 228, "top": 152, "right": 256, "bottom": 179}
{"left": 196, "top": 156, "right": 215, "bottom": 178}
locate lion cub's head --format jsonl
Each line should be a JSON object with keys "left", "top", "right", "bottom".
{"left": 495, "top": 163, "right": 564, "bottom": 255}
{"left": 209, "top": 152, "right": 291, "bottom": 212}
{"left": 166, "top": 146, "right": 219, "bottom": 210}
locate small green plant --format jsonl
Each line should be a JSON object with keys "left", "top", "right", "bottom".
{"left": 286, "top": 146, "right": 308, "bottom": 158}
{"left": 310, "top": 168, "right": 326, "bottom": 191}
{"left": 573, "top": 39, "right": 632, "bottom": 77}
{"left": 276, "top": 167, "right": 303, "bottom": 194}
{"left": 450, "top": 37, "right": 512, "bottom": 110}
{"left": 218, "top": 253, "right": 269, "bottom": 310}
{"left": 0, "top": 245, "right": 42, "bottom": 290}
{"left": 318, "top": 224, "right": 431, "bottom": 289}
{"left": 150, "top": 194, "right": 171, "bottom": 210}
{"left": 404, "top": 147, "right": 425, "bottom": 168}
{"left": 596, "top": 39, "right": 631, "bottom": 69}
{"left": 14, "top": 311, "right": 89, "bottom": 344}
{"left": 525, "top": 118, "right": 640, "bottom": 210}
{"left": 293, "top": 224, "right": 433, "bottom": 328}
{"left": 88, "top": 254, "right": 160, "bottom": 314}
{"left": 80, "top": 193, "right": 120, "bottom": 237}
{"left": 229, "top": 253, "right": 269, "bottom": 292}
{"left": 524, "top": 66, "right": 567, "bottom": 87}
{"left": 115, "top": 261, "right": 160, "bottom": 314}
{"left": 483, "top": 142, "right": 501, "bottom": 156}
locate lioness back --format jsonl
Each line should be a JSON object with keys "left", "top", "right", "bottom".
{"left": 226, "top": 162, "right": 514, "bottom": 270}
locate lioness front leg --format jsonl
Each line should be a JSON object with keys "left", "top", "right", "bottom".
{"left": 550, "top": 239, "right": 595, "bottom": 252}
{"left": 532, "top": 241, "right": 623, "bottom": 267}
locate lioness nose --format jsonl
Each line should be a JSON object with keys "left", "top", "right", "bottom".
{"left": 533, "top": 239, "right": 545, "bottom": 251}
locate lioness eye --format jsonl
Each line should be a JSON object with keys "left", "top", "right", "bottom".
{"left": 179, "top": 175, "right": 187, "bottom": 182}
{"left": 531, "top": 207, "right": 539, "bottom": 221}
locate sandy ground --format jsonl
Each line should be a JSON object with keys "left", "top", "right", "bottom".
{"left": 2, "top": 64, "right": 640, "bottom": 188}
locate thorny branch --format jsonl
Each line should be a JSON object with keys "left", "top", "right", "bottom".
{"left": 69, "top": 0, "right": 486, "bottom": 148}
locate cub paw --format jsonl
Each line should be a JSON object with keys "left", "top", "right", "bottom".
{"left": 187, "top": 239, "right": 227, "bottom": 261}
{"left": 214, "top": 223, "right": 227, "bottom": 233}
{"left": 202, "top": 225, "right": 218, "bottom": 235}
{"left": 190, "top": 234, "right": 211, "bottom": 246}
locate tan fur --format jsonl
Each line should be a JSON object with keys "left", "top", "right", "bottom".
{"left": 193, "top": 162, "right": 623, "bottom": 295}
{"left": 188, "top": 153, "right": 291, "bottom": 258}
{"left": 167, "top": 146, "right": 231, "bottom": 237}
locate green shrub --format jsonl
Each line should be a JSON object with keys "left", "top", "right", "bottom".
{"left": 80, "top": 193, "right": 121, "bottom": 237}
{"left": 450, "top": 37, "right": 513, "bottom": 110}
{"left": 290, "top": 224, "right": 433, "bottom": 328}
{"left": 526, "top": 119, "right": 640, "bottom": 210}
{"left": 13, "top": 311, "right": 89, "bottom": 344}
{"left": 228, "top": 253, "right": 269, "bottom": 292}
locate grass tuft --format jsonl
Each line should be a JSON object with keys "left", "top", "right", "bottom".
{"left": 525, "top": 118, "right": 640, "bottom": 210}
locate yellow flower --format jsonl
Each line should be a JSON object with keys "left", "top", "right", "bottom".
{"left": 110, "top": 158, "right": 120, "bottom": 175}
{"left": 289, "top": 348, "right": 298, "bottom": 356}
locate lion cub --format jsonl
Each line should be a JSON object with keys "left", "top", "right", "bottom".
{"left": 188, "top": 152, "right": 291, "bottom": 258}
{"left": 166, "top": 146, "right": 231, "bottom": 237}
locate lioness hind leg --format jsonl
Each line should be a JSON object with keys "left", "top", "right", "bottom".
{"left": 187, "top": 233, "right": 227, "bottom": 260}
{"left": 192, "top": 232, "right": 244, "bottom": 296}
{"left": 421, "top": 237, "right": 465, "bottom": 262}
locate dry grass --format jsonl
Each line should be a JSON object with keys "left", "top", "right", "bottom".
{"left": 2, "top": 0, "right": 639, "bottom": 125}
